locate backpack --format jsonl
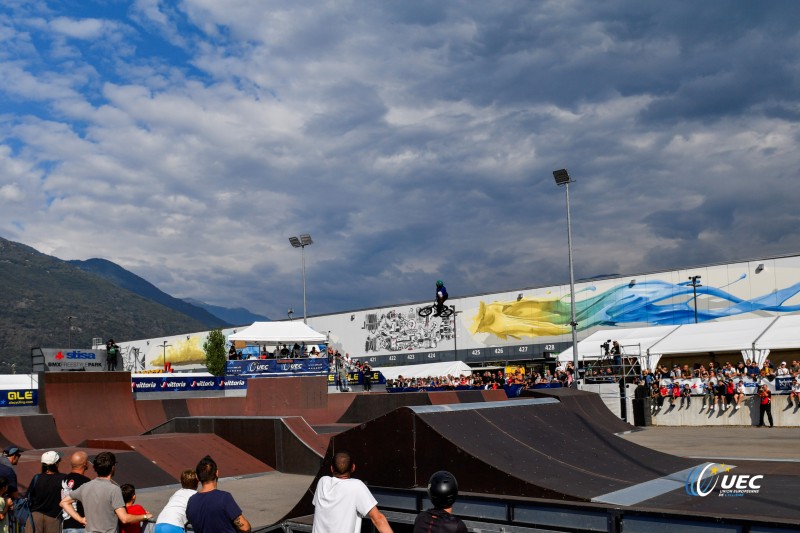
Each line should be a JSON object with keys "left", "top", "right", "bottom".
{"left": 13, "top": 474, "right": 39, "bottom": 528}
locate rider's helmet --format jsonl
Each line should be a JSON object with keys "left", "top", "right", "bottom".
{"left": 436, "top": 280, "right": 444, "bottom": 288}
{"left": 427, "top": 470, "right": 458, "bottom": 509}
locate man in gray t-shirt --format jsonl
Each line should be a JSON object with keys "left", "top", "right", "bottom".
{"left": 60, "top": 451, "right": 152, "bottom": 533}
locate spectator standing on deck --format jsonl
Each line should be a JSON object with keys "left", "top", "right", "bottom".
{"left": 155, "top": 469, "right": 197, "bottom": 533}
{"left": 312, "top": 452, "right": 392, "bottom": 533}
{"left": 413, "top": 471, "right": 467, "bottom": 533}
{"left": 757, "top": 385, "right": 774, "bottom": 428}
{"left": 61, "top": 451, "right": 91, "bottom": 533}
{"left": 362, "top": 363, "right": 372, "bottom": 392}
{"left": 186, "top": 456, "right": 250, "bottom": 533}
{"left": 339, "top": 363, "right": 349, "bottom": 393}
{"left": 106, "top": 339, "right": 120, "bottom": 371}
{"left": 60, "top": 451, "right": 153, "bottom": 533}
{"left": 27, "top": 451, "right": 66, "bottom": 533}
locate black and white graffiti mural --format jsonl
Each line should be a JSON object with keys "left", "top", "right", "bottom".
{"left": 122, "top": 345, "right": 146, "bottom": 372}
{"left": 363, "top": 307, "right": 454, "bottom": 352}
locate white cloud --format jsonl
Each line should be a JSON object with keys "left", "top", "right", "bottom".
{"left": 1, "top": 1, "right": 800, "bottom": 317}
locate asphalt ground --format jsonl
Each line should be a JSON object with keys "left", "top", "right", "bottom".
{"left": 135, "top": 471, "right": 314, "bottom": 530}
{"left": 619, "top": 425, "right": 800, "bottom": 462}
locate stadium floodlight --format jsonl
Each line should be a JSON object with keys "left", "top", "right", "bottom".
{"left": 553, "top": 169, "right": 579, "bottom": 383}
{"left": 288, "top": 234, "right": 314, "bottom": 323}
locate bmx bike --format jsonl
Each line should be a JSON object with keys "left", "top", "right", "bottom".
{"left": 418, "top": 303, "right": 454, "bottom": 318}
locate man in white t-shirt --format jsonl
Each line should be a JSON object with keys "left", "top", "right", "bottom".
{"left": 312, "top": 452, "right": 392, "bottom": 533}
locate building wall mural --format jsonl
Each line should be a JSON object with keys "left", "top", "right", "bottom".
{"left": 120, "top": 255, "right": 800, "bottom": 370}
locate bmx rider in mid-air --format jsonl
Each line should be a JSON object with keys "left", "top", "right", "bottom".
{"left": 435, "top": 279, "right": 448, "bottom": 316}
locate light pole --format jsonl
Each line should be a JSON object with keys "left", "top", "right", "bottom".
{"left": 289, "top": 234, "right": 313, "bottom": 324}
{"left": 157, "top": 340, "right": 171, "bottom": 371}
{"left": 452, "top": 307, "right": 460, "bottom": 360}
{"left": 553, "top": 169, "right": 580, "bottom": 384}
{"left": 688, "top": 275, "right": 702, "bottom": 324}
{"left": 66, "top": 316, "right": 77, "bottom": 349}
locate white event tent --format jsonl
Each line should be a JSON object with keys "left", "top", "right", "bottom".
{"left": 228, "top": 322, "right": 327, "bottom": 345}
{"left": 558, "top": 325, "right": 680, "bottom": 366}
{"left": 558, "top": 315, "right": 800, "bottom": 372}
{"left": 374, "top": 361, "right": 473, "bottom": 381}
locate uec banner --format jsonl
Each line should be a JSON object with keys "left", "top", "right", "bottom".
{"left": 132, "top": 376, "right": 248, "bottom": 393}
{"left": 225, "top": 358, "right": 330, "bottom": 376}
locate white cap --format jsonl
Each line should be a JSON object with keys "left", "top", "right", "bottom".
{"left": 41, "top": 450, "right": 60, "bottom": 465}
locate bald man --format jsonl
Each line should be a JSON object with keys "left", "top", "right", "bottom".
{"left": 61, "top": 451, "right": 91, "bottom": 533}
{"left": 312, "top": 452, "right": 392, "bottom": 533}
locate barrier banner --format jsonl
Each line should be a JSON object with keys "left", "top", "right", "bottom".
{"left": 132, "top": 376, "right": 248, "bottom": 393}
{"left": 226, "top": 358, "right": 329, "bottom": 376}
{"left": 0, "top": 389, "right": 38, "bottom": 407}
{"left": 774, "top": 376, "right": 794, "bottom": 392}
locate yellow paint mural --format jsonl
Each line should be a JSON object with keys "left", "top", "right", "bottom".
{"left": 148, "top": 336, "right": 206, "bottom": 366}
{"left": 470, "top": 298, "right": 570, "bottom": 339}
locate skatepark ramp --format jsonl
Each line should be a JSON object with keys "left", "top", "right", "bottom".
{"left": 86, "top": 433, "right": 273, "bottom": 482}
{"left": 0, "top": 414, "right": 65, "bottom": 449}
{"left": 147, "top": 416, "right": 326, "bottom": 475}
{"left": 318, "top": 398, "right": 695, "bottom": 501}
{"left": 520, "top": 387, "right": 635, "bottom": 434}
{"left": 39, "top": 372, "right": 146, "bottom": 445}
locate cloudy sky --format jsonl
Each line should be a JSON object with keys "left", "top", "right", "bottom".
{"left": 2, "top": 1, "right": 800, "bottom": 319}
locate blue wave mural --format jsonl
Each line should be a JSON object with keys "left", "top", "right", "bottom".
{"left": 471, "top": 275, "right": 800, "bottom": 339}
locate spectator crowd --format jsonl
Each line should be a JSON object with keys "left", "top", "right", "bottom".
{"left": 384, "top": 363, "right": 577, "bottom": 391}
{"left": 0, "top": 446, "right": 252, "bottom": 533}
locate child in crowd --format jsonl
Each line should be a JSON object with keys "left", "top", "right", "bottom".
{"left": 658, "top": 383, "right": 669, "bottom": 409}
{"left": 680, "top": 383, "right": 692, "bottom": 409}
{"left": 121, "top": 483, "right": 149, "bottom": 533}
{"left": 155, "top": 469, "right": 198, "bottom": 533}
{"left": 0, "top": 476, "right": 8, "bottom": 533}
{"left": 733, "top": 381, "right": 746, "bottom": 410}
{"left": 670, "top": 382, "right": 681, "bottom": 407}
{"left": 789, "top": 379, "right": 800, "bottom": 408}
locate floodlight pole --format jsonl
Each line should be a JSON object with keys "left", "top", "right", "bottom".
{"left": 554, "top": 170, "right": 580, "bottom": 384}
{"left": 157, "top": 341, "right": 171, "bottom": 371}
{"left": 689, "top": 275, "right": 702, "bottom": 324}
{"left": 67, "top": 316, "right": 76, "bottom": 349}
{"left": 289, "top": 234, "right": 313, "bottom": 324}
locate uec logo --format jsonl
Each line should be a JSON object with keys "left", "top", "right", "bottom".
{"left": 686, "top": 464, "right": 762, "bottom": 497}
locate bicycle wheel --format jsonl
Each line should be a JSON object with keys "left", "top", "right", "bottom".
{"left": 418, "top": 306, "right": 433, "bottom": 317}
{"left": 439, "top": 307, "right": 454, "bottom": 318}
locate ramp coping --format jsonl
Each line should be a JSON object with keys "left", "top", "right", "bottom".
{"left": 408, "top": 398, "right": 559, "bottom": 413}
{"left": 591, "top": 462, "right": 736, "bottom": 506}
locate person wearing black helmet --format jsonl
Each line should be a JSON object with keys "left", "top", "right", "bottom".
{"left": 414, "top": 471, "right": 466, "bottom": 533}
{"left": 434, "top": 280, "right": 448, "bottom": 317}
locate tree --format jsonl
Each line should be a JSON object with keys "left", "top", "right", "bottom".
{"left": 203, "top": 328, "right": 227, "bottom": 376}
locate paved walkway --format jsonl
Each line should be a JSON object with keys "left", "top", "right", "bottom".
{"left": 136, "top": 471, "right": 314, "bottom": 531}
{"left": 619, "top": 425, "right": 800, "bottom": 461}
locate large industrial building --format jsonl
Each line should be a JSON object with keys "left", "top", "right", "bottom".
{"left": 118, "top": 253, "right": 800, "bottom": 373}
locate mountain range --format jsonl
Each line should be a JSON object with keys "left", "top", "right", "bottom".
{"left": 0, "top": 236, "right": 268, "bottom": 372}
